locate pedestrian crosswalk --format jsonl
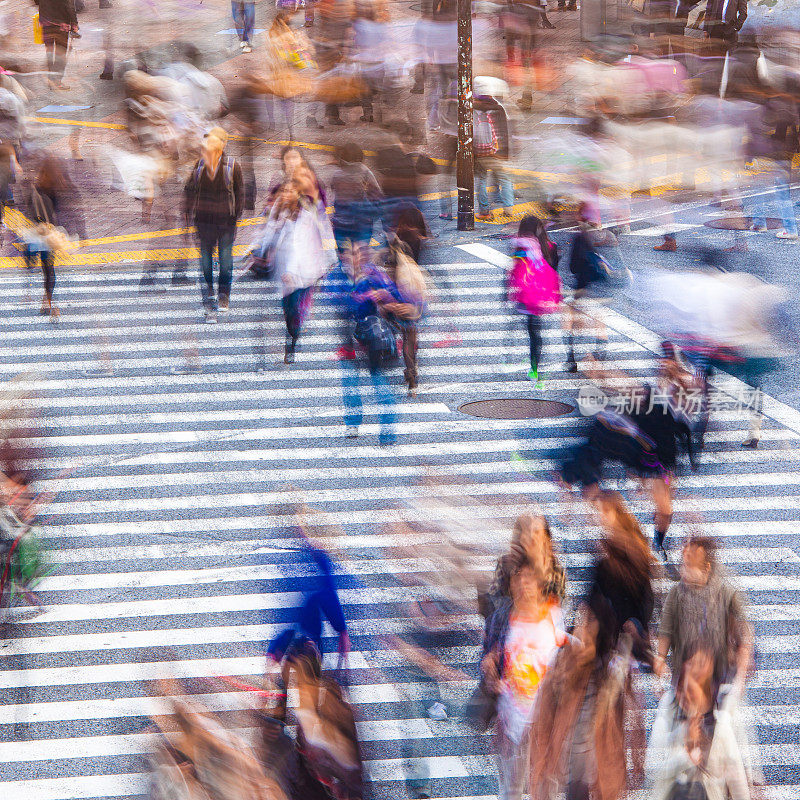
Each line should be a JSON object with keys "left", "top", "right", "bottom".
{"left": 0, "top": 247, "right": 798, "bottom": 800}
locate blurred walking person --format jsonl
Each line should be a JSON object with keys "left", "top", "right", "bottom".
{"left": 382, "top": 235, "right": 427, "bottom": 396}
{"left": 653, "top": 536, "right": 761, "bottom": 787}
{"left": 587, "top": 491, "right": 655, "bottom": 660}
{"left": 529, "top": 601, "right": 645, "bottom": 800}
{"left": 336, "top": 250, "right": 399, "bottom": 445}
{"left": 184, "top": 131, "right": 243, "bottom": 323}
{"left": 330, "top": 143, "right": 382, "bottom": 278}
{"left": 507, "top": 215, "right": 561, "bottom": 384}
{"left": 21, "top": 155, "right": 85, "bottom": 320}
{"left": 563, "top": 204, "right": 617, "bottom": 371}
{"left": 480, "top": 512, "right": 566, "bottom": 624}
{"left": 654, "top": 537, "right": 752, "bottom": 694}
{"left": 647, "top": 647, "right": 751, "bottom": 800}
{"left": 473, "top": 79, "right": 514, "bottom": 220}
{"left": 264, "top": 520, "right": 350, "bottom": 686}
{"left": 232, "top": 0, "right": 256, "bottom": 53}
{"left": 256, "top": 168, "right": 337, "bottom": 363}
{"left": 481, "top": 558, "right": 566, "bottom": 800}
{"left": 265, "top": 5, "right": 320, "bottom": 135}
{"left": 36, "top": 0, "right": 79, "bottom": 90}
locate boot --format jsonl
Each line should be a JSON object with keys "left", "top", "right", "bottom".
{"left": 517, "top": 91, "right": 533, "bottom": 111}
{"left": 654, "top": 235, "right": 677, "bottom": 252}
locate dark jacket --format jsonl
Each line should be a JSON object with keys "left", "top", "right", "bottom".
{"left": 481, "top": 596, "right": 512, "bottom": 676}
{"left": 568, "top": 228, "right": 600, "bottom": 291}
{"left": 586, "top": 546, "right": 654, "bottom": 645}
{"left": 184, "top": 153, "right": 244, "bottom": 229}
{"left": 34, "top": 0, "right": 77, "bottom": 27}
{"left": 677, "top": 0, "right": 747, "bottom": 42}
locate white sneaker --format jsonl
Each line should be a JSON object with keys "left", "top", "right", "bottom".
{"left": 242, "top": 43, "right": 252, "bottom": 53}
{"left": 239, "top": 40, "right": 246, "bottom": 49}
{"left": 427, "top": 702, "right": 448, "bottom": 721}
{"left": 205, "top": 310, "right": 217, "bottom": 324}
{"left": 346, "top": 426, "right": 359, "bottom": 439}
{"left": 776, "top": 229, "right": 798, "bottom": 240}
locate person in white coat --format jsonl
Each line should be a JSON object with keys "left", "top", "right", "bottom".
{"left": 258, "top": 168, "right": 336, "bottom": 363}
{"left": 647, "top": 647, "right": 751, "bottom": 800}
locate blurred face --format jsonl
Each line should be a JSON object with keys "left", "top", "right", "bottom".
{"left": 511, "top": 565, "right": 543, "bottom": 609}
{"left": 686, "top": 649, "right": 714, "bottom": 684}
{"left": 281, "top": 182, "right": 300, "bottom": 208}
{"left": 203, "top": 140, "right": 223, "bottom": 165}
{"left": 681, "top": 545, "right": 711, "bottom": 588}
{"left": 595, "top": 497, "right": 618, "bottom": 534}
{"left": 283, "top": 149, "right": 302, "bottom": 176}
{"left": 518, "top": 517, "right": 550, "bottom": 576}
{"left": 680, "top": 648, "right": 714, "bottom": 715}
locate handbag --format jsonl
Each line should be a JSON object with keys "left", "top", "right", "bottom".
{"left": 473, "top": 109, "right": 500, "bottom": 157}
{"left": 464, "top": 678, "right": 498, "bottom": 733}
{"left": 33, "top": 12, "right": 43, "bottom": 45}
{"left": 666, "top": 776, "right": 708, "bottom": 800}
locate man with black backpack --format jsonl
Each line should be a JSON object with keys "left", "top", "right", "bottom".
{"left": 335, "top": 249, "right": 399, "bottom": 446}
{"left": 184, "top": 129, "right": 243, "bottom": 323}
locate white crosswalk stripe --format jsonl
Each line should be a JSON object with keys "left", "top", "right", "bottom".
{"left": 0, "top": 251, "right": 798, "bottom": 800}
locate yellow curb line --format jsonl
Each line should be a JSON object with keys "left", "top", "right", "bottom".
{"left": 33, "top": 117, "right": 127, "bottom": 130}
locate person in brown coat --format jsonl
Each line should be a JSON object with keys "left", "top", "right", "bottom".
{"left": 35, "top": 0, "right": 79, "bottom": 89}
{"left": 528, "top": 602, "right": 646, "bottom": 800}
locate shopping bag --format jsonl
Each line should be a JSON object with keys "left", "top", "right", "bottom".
{"left": 33, "top": 12, "right": 43, "bottom": 45}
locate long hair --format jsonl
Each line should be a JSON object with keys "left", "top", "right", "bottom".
{"left": 595, "top": 491, "right": 654, "bottom": 584}
{"left": 503, "top": 513, "right": 567, "bottom": 602}
{"left": 517, "top": 214, "right": 556, "bottom": 268}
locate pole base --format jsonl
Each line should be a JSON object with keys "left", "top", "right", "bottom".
{"left": 457, "top": 211, "right": 475, "bottom": 232}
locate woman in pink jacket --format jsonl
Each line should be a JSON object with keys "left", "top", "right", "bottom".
{"left": 507, "top": 215, "right": 561, "bottom": 385}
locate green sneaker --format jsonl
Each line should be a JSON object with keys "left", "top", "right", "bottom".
{"left": 527, "top": 368, "right": 538, "bottom": 382}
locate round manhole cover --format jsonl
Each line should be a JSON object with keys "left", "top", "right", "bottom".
{"left": 704, "top": 216, "right": 782, "bottom": 231}
{"left": 458, "top": 398, "right": 574, "bottom": 419}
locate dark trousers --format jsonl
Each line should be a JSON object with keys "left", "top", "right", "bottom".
{"left": 43, "top": 29, "right": 70, "bottom": 81}
{"left": 402, "top": 325, "right": 418, "bottom": 390}
{"left": 525, "top": 314, "right": 543, "bottom": 370}
{"left": 25, "top": 247, "right": 55, "bottom": 301}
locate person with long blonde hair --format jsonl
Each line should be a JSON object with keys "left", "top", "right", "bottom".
{"left": 481, "top": 512, "right": 566, "bottom": 622}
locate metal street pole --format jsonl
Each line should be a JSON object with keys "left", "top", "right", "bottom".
{"left": 456, "top": 0, "right": 474, "bottom": 231}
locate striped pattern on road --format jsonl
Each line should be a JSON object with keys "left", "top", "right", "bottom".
{"left": 0, "top": 252, "right": 798, "bottom": 800}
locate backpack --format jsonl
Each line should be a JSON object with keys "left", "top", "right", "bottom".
{"left": 508, "top": 240, "right": 561, "bottom": 314}
{"left": 354, "top": 314, "right": 398, "bottom": 366}
{"left": 190, "top": 156, "right": 237, "bottom": 217}
{"left": 473, "top": 109, "right": 499, "bottom": 157}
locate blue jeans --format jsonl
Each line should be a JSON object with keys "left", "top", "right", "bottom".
{"left": 476, "top": 158, "right": 514, "bottom": 213}
{"left": 340, "top": 356, "right": 396, "bottom": 443}
{"left": 748, "top": 166, "right": 798, "bottom": 235}
{"left": 333, "top": 222, "right": 373, "bottom": 276}
{"left": 232, "top": 1, "right": 255, "bottom": 43}
{"left": 197, "top": 225, "right": 235, "bottom": 310}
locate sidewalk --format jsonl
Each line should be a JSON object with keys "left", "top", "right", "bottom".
{"left": 0, "top": 0, "right": 589, "bottom": 268}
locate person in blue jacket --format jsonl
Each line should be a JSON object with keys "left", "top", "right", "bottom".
{"left": 334, "top": 248, "right": 401, "bottom": 445}
{"left": 266, "top": 531, "right": 350, "bottom": 668}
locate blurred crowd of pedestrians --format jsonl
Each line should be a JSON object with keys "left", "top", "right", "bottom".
{"left": 0, "top": 1, "right": 794, "bottom": 798}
